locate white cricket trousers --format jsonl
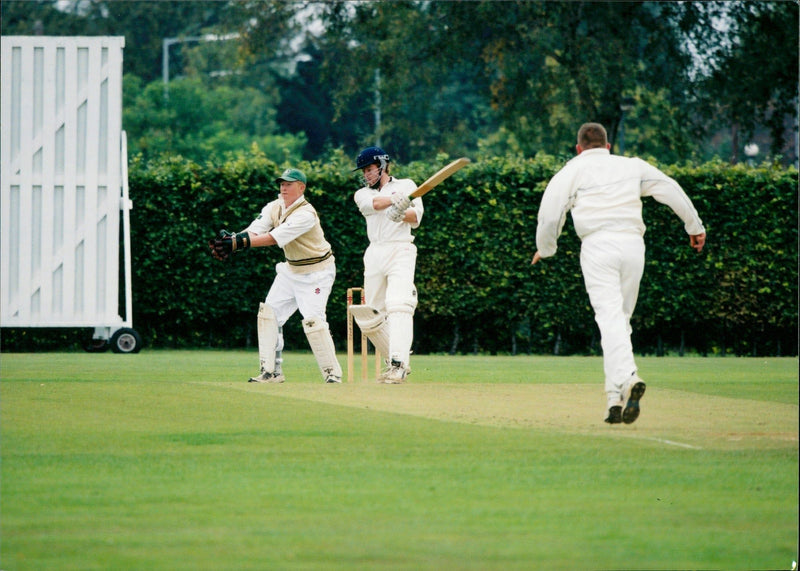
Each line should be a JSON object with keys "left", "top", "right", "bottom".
{"left": 579, "top": 232, "right": 645, "bottom": 398}
{"left": 265, "top": 262, "right": 336, "bottom": 326}
{"left": 363, "top": 241, "right": 418, "bottom": 364}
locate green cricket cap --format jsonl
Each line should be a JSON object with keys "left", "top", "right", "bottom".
{"left": 275, "top": 168, "right": 306, "bottom": 184}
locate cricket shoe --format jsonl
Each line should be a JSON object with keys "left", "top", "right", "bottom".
{"left": 248, "top": 371, "right": 285, "bottom": 383}
{"left": 379, "top": 359, "right": 409, "bottom": 384}
{"left": 604, "top": 405, "right": 622, "bottom": 424}
{"left": 325, "top": 374, "right": 342, "bottom": 384}
{"left": 621, "top": 376, "right": 646, "bottom": 424}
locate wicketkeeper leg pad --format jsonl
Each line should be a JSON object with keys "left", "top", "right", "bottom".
{"left": 349, "top": 304, "right": 390, "bottom": 359}
{"left": 303, "top": 317, "right": 342, "bottom": 381}
{"left": 257, "top": 303, "right": 279, "bottom": 374}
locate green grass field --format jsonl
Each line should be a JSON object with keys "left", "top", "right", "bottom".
{"left": 1, "top": 351, "right": 797, "bottom": 570}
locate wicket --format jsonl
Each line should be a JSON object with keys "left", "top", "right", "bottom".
{"left": 346, "top": 287, "right": 381, "bottom": 382}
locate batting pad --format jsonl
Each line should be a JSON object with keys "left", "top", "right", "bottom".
{"left": 257, "top": 303, "right": 279, "bottom": 373}
{"left": 349, "top": 305, "right": 390, "bottom": 359}
{"left": 302, "top": 318, "right": 342, "bottom": 379}
{"left": 388, "top": 310, "right": 414, "bottom": 364}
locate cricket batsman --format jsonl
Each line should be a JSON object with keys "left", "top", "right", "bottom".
{"left": 209, "top": 167, "right": 342, "bottom": 384}
{"left": 351, "top": 147, "right": 424, "bottom": 383}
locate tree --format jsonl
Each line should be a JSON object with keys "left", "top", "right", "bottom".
{"left": 1, "top": 0, "right": 236, "bottom": 82}
{"left": 1, "top": 0, "right": 88, "bottom": 35}
{"left": 4, "top": 0, "right": 796, "bottom": 166}
{"left": 123, "top": 75, "right": 306, "bottom": 163}
{"left": 314, "top": 1, "right": 499, "bottom": 161}
{"left": 273, "top": 43, "right": 367, "bottom": 159}
{"left": 700, "top": 2, "right": 799, "bottom": 164}
{"left": 445, "top": 2, "right": 719, "bottom": 156}
{"left": 309, "top": 1, "right": 727, "bottom": 162}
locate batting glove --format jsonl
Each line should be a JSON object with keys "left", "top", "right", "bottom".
{"left": 391, "top": 193, "right": 412, "bottom": 211}
{"left": 387, "top": 203, "right": 406, "bottom": 222}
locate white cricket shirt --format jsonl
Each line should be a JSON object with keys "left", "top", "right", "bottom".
{"left": 248, "top": 197, "right": 316, "bottom": 245}
{"left": 354, "top": 177, "right": 424, "bottom": 244}
{"left": 536, "top": 148, "right": 705, "bottom": 258}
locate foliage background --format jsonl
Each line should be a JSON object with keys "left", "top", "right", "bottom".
{"left": 2, "top": 1, "right": 797, "bottom": 166}
{"left": 2, "top": 2, "right": 797, "bottom": 357}
{"left": 3, "top": 153, "right": 795, "bottom": 357}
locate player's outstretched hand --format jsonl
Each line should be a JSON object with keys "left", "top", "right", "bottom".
{"left": 209, "top": 230, "right": 251, "bottom": 261}
{"left": 690, "top": 232, "right": 706, "bottom": 253}
{"left": 209, "top": 230, "right": 234, "bottom": 261}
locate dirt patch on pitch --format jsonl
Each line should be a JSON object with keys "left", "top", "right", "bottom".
{"left": 237, "top": 382, "right": 798, "bottom": 451}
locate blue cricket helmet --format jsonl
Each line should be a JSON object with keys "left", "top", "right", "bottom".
{"left": 354, "top": 146, "right": 390, "bottom": 171}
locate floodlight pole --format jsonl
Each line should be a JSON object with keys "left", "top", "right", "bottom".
{"left": 162, "top": 33, "right": 240, "bottom": 101}
{"left": 618, "top": 96, "right": 635, "bottom": 155}
{"left": 374, "top": 68, "right": 382, "bottom": 148}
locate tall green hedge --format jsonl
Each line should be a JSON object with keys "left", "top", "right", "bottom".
{"left": 3, "top": 150, "right": 796, "bottom": 356}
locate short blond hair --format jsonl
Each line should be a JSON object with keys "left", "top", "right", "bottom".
{"left": 577, "top": 123, "right": 608, "bottom": 149}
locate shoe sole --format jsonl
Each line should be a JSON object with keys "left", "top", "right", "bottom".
{"left": 622, "top": 382, "right": 646, "bottom": 424}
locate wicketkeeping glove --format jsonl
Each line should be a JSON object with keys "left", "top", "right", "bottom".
{"left": 209, "top": 229, "right": 251, "bottom": 261}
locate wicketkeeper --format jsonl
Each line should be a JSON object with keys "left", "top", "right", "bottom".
{"left": 532, "top": 123, "right": 706, "bottom": 424}
{"left": 351, "top": 147, "right": 424, "bottom": 383}
{"left": 209, "top": 168, "right": 342, "bottom": 384}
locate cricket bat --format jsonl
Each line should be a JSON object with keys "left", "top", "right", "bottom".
{"left": 408, "top": 157, "right": 470, "bottom": 199}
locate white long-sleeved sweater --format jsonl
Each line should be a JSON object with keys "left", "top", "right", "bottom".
{"left": 536, "top": 148, "right": 705, "bottom": 257}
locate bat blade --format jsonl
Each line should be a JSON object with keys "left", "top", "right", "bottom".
{"left": 409, "top": 157, "right": 470, "bottom": 199}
